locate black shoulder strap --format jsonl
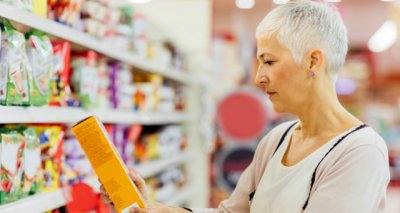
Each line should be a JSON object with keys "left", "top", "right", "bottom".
{"left": 273, "top": 121, "right": 299, "bottom": 156}
{"left": 249, "top": 121, "right": 298, "bottom": 201}
{"left": 302, "top": 124, "right": 368, "bottom": 210}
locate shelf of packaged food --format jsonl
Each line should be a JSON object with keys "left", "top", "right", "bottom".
{"left": 0, "top": 189, "right": 68, "bottom": 213}
{"left": 0, "top": 185, "right": 192, "bottom": 212}
{"left": 0, "top": 3, "right": 192, "bottom": 84}
{"left": 163, "top": 185, "right": 193, "bottom": 206}
{"left": 85, "top": 151, "right": 189, "bottom": 192}
{"left": 0, "top": 106, "right": 189, "bottom": 124}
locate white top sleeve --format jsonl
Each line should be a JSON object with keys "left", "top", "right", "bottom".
{"left": 304, "top": 144, "right": 390, "bottom": 213}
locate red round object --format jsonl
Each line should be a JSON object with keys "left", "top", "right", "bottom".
{"left": 67, "top": 182, "right": 98, "bottom": 212}
{"left": 217, "top": 90, "right": 268, "bottom": 142}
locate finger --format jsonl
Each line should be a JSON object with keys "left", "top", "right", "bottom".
{"left": 100, "top": 184, "right": 106, "bottom": 194}
{"left": 128, "top": 171, "right": 150, "bottom": 204}
{"left": 128, "top": 167, "right": 140, "bottom": 175}
{"left": 101, "top": 193, "right": 113, "bottom": 204}
{"left": 129, "top": 207, "right": 147, "bottom": 213}
{"left": 129, "top": 172, "right": 147, "bottom": 194}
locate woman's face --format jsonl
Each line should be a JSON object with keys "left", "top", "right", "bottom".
{"left": 255, "top": 35, "right": 310, "bottom": 113}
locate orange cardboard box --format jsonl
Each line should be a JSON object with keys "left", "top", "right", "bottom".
{"left": 72, "top": 116, "right": 146, "bottom": 213}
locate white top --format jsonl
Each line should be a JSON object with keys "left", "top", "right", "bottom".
{"left": 250, "top": 122, "right": 349, "bottom": 213}
{"left": 191, "top": 121, "right": 390, "bottom": 213}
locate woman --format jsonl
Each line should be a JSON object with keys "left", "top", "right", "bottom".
{"left": 101, "top": 1, "right": 390, "bottom": 212}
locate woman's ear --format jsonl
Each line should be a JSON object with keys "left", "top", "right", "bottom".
{"left": 307, "top": 49, "right": 324, "bottom": 71}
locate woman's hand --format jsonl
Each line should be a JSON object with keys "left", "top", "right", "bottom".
{"left": 100, "top": 169, "right": 189, "bottom": 213}
{"left": 129, "top": 201, "right": 190, "bottom": 213}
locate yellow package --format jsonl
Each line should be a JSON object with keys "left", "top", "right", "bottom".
{"left": 72, "top": 116, "right": 147, "bottom": 213}
{"left": 33, "top": 0, "right": 47, "bottom": 18}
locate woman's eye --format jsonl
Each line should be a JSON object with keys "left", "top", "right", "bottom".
{"left": 263, "top": 60, "right": 275, "bottom": 65}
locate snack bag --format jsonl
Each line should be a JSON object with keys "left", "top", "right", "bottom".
{"left": 0, "top": 129, "right": 26, "bottom": 204}
{"left": 22, "top": 127, "right": 41, "bottom": 197}
{"left": 32, "top": 0, "right": 47, "bottom": 18}
{"left": 50, "top": 40, "right": 71, "bottom": 107}
{"left": 0, "top": 28, "right": 7, "bottom": 105}
{"left": 71, "top": 51, "right": 100, "bottom": 109}
{"left": 26, "top": 29, "right": 54, "bottom": 106}
{"left": 16, "top": 0, "right": 33, "bottom": 12}
{"left": 57, "top": 0, "right": 84, "bottom": 28}
{"left": 36, "top": 126, "right": 64, "bottom": 192}
{"left": 2, "top": 19, "right": 30, "bottom": 106}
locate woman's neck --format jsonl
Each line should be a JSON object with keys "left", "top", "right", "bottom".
{"left": 295, "top": 81, "right": 362, "bottom": 140}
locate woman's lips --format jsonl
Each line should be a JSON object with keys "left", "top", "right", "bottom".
{"left": 266, "top": 91, "right": 277, "bottom": 96}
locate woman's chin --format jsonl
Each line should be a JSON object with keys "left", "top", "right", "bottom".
{"left": 271, "top": 103, "right": 285, "bottom": 113}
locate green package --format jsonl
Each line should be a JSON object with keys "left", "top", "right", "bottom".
{"left": 71, "top": 63, "right": 100, "bottom": 109}
{"left": 21, "top": 127, "right": 40, "bottom": 197}
{"left": 0, "top": 130, "right": 25, "bottom": 204}
{"left": 3, "top": 19, "right": 30, "bottom": 106}
{"left": 0, "top": 24, "right": 7, "bottom": 105}
{"left": 26, "top": 29, "right": 53, "bottom": 106}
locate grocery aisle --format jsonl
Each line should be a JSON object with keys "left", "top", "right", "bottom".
{"left": 0, "top": 0, "right": 204, "bottom": 212}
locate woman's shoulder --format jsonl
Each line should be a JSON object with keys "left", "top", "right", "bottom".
{"left": 322, "top": 126, "right": 389, "bottom": 169}
{"left": 342, "top": 126, "right": 388, "bottom": 156}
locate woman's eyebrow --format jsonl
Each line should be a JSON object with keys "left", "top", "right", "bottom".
{"left": 258, "top": 52, "right": 274, "bottom": 60}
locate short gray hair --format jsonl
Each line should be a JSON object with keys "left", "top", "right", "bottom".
{"left": 256, "top": 0, "right": 348, "bottom": 80}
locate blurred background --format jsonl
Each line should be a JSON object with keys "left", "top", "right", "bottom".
{"left": 0, "top": 0, "right": 399, "bottom": 212}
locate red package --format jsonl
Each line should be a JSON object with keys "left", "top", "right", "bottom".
{"left": 50, "top": 40, "right": 72, "bottom": 107}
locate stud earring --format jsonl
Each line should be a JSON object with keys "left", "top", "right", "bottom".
{"left": 309, "top": 71, "right": 315, "bottom": 77}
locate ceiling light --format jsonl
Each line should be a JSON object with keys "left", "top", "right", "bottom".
{"left": 236, "top": 0, "right": 255, "bottom": 9}
{"left": 126, "top": 0, "right": 152, "bottom": 3}
{"left": 368, "top": 20, "right": 398, "bottom": 52}
{"left": 273, "top": 0, "right": 289, "bottom": 4}
{"left": 326, "top": 0, "right": 341, "bottom": 2}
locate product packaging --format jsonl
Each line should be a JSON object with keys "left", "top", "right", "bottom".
{"left": 54, "top": 0, "right": 84, "bottom": 28}
{"left": 0, "top": 129, "right": 26, "bottom": 204}
{"left": 72, "top": 116, "right": 147, "bottom": 212}
{"left": 2, "top": 19, "right": 30, "bottom": 106}
{"left": 125, "top": 124, "right": 142, "bottom": 166}
{"left": 16, "top": 0, "right": 33, "bottom": 12}
{"left": 32, "top": 0, "right": 47, "bottom": 18}
{"left": 36, "top": 126, "right": 64, "bottom": 192}
{"left": 97, "top": 57, "right": 111, "bottom": 109}
{"left": 50, "top": 40, "right": 71, "bottom": 107}
{"left": 1, "top": 0, "right": 33, "bottom": 11}
{"left": 26, "top": 29, "right": 54, "bottom": 106}
{"left": 63, "top": 135, "right": 93, "bottom": 183}
{"left": 22, "top": 127, "right": 41, "bottom": 197}
{"left": 0, "top": 26, "right": 7, "bottom": 105}
{"left": 70, "top": 51, "right": 100, "bottom": 109}
{"left": 109, "top": 63, "right": 134, "bottom": 110}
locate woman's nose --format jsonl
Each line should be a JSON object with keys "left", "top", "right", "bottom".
{"left": 255, "top": 68, "right": 268, "bottom": 86}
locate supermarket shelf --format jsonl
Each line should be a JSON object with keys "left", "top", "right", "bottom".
{"left": 0, "top": 106, "right": 190, "bottom": 124}
{"left": 136, "top": 152, "right": 189, "bottom": 178}
{"left": 85, "top": 152, "right": 189, "bottom": 192}
{"left": 0, "top": 184, "right": 192, "bottom": 212}
{"left": 0, "top": 3, "right": 192, "bottom": 84}
{"left": 0, "top": 189, "right": 68, "bottom": 213}
{"left": 164, "top": 185, "right": 193, "bottom": 206}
